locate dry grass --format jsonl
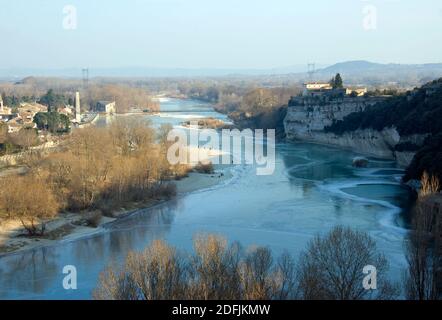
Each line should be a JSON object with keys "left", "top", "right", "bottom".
{"left": 419, "top": 171, "right": 440, "bottom": 198}
{"left": 193, "top": 162, "right": 214, "bottom": 174}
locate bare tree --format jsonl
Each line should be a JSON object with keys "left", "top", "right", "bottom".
{"left": 94, "top": 240, "right": 187, "bottom": 300}
{"left": 296, "top": 226, "right": 398, "bottom": 300}
{"left": 93, "top": 234, "right": 299, "bottom": 300}
{"left": 9, "top": 128, "right": 39, "bottom": 149}
{"left": 403, "top": 173, "right": 440, "bottom": 300}
{"left": 0, "top": 174, "right": 58, "bottom": 235}
{"left": 189, "top": 234, "right": 242, "bottom": 299}
{"left": 240, "top": 247, "right": 278, "bottom": 300}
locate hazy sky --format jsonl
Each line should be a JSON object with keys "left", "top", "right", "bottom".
{"left": 0, "top": 0, "right": 441, "bottom": 69}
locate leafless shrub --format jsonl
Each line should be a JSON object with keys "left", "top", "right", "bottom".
{"left": 240, "top": 247, "right": 277, "bottom": 299}
{"left": 18, "top": 149, "right": 45, "bottom": 168}
{"left": 85, "top": 211, "right": 102, "bottom": 228}
{"left": 93, "top": 234, "right": 314, "bottom": 300}
{"left": 94, "top": 229, "right": 399, "bottom": 301}
{"left": 94, "top": 240, "right": 187, "bottom": 300}
{"left": 150, "top": 183, "right": 177, "bottom": 199}
{"left": 93, "top": 264, "right": 140, "bottom": 300}
{"left": 188, "top": 234, "right": 242, "bottom": 299}
{"left": 0, "top": 174, "right": 59, "bottom": 235}
{"left": 273, "top": 252, "right": 297, "bottom": 300}
{"left": 99, "top": 205, "right": 117, "bottom": 218}
{"left": 194, "top": 161, "right": 214, "bottom": 174}
{"left": 9, "top": 128, "right": 39, "bottom": 149}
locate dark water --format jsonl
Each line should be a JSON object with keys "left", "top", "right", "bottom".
{"left": 0, "top": 99, "right": 413, "bottom": 299}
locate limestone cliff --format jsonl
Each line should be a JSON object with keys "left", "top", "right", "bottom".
{"left": 283, "top": 96, "right": 425, "bottom": 167}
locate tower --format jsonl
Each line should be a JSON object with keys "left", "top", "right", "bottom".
{"left": 0, "top": 95, "right": 3, "bottom": 112}
{"left": 75, "top": 91, "right": 81, "bottom": 122}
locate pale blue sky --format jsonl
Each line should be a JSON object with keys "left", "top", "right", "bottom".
{"left": 0, "top": 0, "right": 441, "bottom": 69}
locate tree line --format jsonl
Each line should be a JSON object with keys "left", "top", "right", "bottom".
{"left": 0, "top": 119, "right": 189, "bottom": 235}
{"left": 0, "top": 78, "right": 159, "bottom": 114}
{"left": 93, "top": 227, "right": 401, "bottom": 300}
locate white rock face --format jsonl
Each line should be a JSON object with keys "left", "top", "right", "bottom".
{"left": 284, "top": 98, "right": 426, "bottom": 167}
{"left": 284, "top": 99, "right": 376, "bottom": 134}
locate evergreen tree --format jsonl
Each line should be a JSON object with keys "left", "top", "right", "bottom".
{"left": 334, "top": 73, "right": 343, "bottom": 89}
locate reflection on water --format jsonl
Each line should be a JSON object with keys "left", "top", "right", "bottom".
{"left": 0, "top": 99, "right": 414, "bottom": 299}
{"left": 0, "top": 200, "right": 178, "bottom": 299}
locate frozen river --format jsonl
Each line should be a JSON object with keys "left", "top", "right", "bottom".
{"left": 0, "top": 99, "right": 413, "bottom": 299}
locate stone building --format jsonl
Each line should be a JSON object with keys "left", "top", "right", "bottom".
{"left": 302, "top": 82, "right": 367, "bottom": 98}
{"left": 0, "top": 95, "right": 15, "bottom": 121}
{"left": 95, "top": 101, "right": 116, "bottom": 114}
{"left": 346, "top": 87, "right": 368, "bottom": 97}
{"left": 302, "top": 82, "right": 332, "bottom": 96}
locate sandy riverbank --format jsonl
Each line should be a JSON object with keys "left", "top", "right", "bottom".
{"left": 0, "top": 169, "right": 232, "bottom": 256}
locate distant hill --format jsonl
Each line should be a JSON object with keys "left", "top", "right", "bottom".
{"left": 1, "top": 61, "right": 442, "bottom": 88}
{"left": 320, "top": 60, "right": 386, "bottom": 73}
{"left": 0, "top": 65, "right": 314, "bottom": 80}
{"left": 320, "top": 60, "right": 442, "bottom": 75}
{"left": 312, "top": 60, "right": 442, "bottom": 86}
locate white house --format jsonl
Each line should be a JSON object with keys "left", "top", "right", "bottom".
{"left": 96, "top": 101, "right": 116, "bottom": 114}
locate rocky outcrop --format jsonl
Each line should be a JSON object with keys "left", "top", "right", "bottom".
{"left": 231, "top": 107, "right": 287, "bottom": 140}
{"left": 395, "top": 151, "right": 416, "bottom": 167}
{"left": 285, "top": 97, "right": 382, "bottom": 134}
{"left": 285, "top": 126, "right": 400, "bottom": 158}
{"left": 283, "top": 97, "right": 426, "bottom": 167}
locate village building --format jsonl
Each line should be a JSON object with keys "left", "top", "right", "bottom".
{"left": 302, "top": 83, "right": 332, "bottom": 96}
{"left": 346, "top": 87, "right": 368, "bottom": 96}
{"left": 58, "top": 106, "right": 73, "bottom": 117}
{"left": 0, "top": 95, "right": 15, "bottom": 121}
{"left": 16, "top": 103, "right": 47, "bottom": 127}
{"left": 0, "top": 112, "right": 16, "bottom": 122}
{"left": 302, "top": 82, "right": 367, "bottom": 98}
{"left": 5, "top": 120, "right": 22, "bottom": 133}
{"left": 95, "top": 101, "right": 116, "bottom": 114}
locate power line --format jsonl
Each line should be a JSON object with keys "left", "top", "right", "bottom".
{"left": 82, "top": 68, "right": 89, "bottom": 88}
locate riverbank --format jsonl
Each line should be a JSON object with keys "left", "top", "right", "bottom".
{"left": 0, "top": 169, "right": 232, "bottom": 256}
